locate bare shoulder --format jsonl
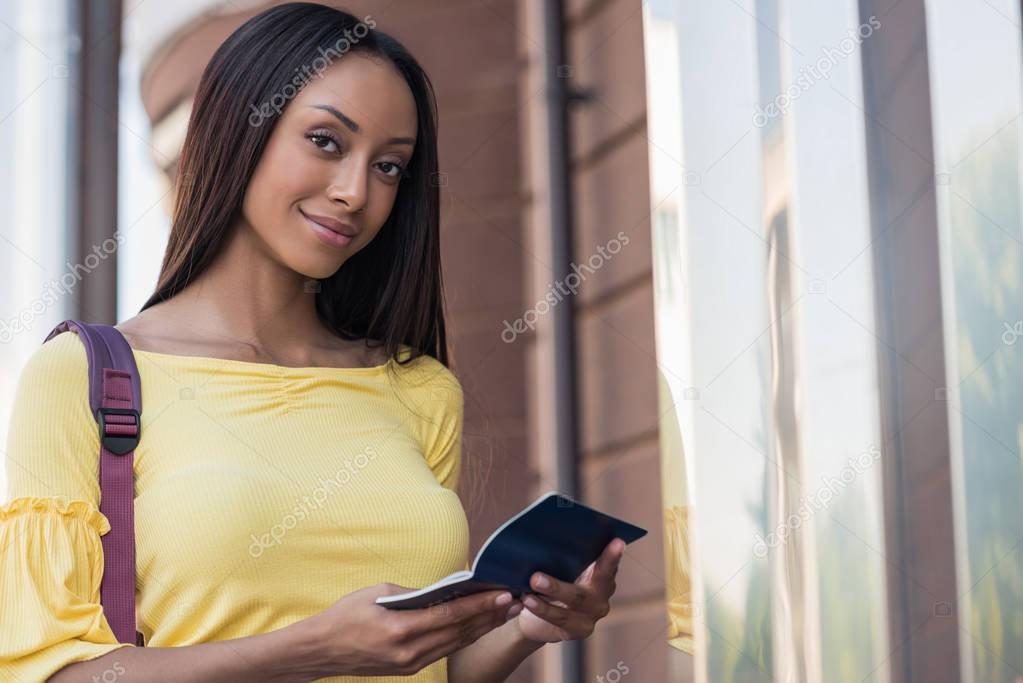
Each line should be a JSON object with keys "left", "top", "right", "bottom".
{"left": 114, "top": 306, "right": 226, "bottom": 357}
{"left": 113, "top": 308, "right": 189, "bottom": 354}
{"left": 112, "top": 314, "right": 148, "bottom": 350}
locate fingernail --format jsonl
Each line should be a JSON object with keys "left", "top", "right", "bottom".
{"left": 496, "top": 592, "right": 512, "bottom": 607}
{"left": 535, "top": 574, "right": 549, "bottom": 589}
{"left": 524, "top": 595, "right": 539, "bottom": 609}
{"left": 506, "top": 603, "right": 523, "bottom": 619}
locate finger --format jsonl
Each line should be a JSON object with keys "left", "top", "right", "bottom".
{"left": 522, "top": 592, "right": 591, "bottom": 632}
{"left": 398, "top": 589, "right": 513, "bottom": 636}
{"left": 406, "top": 599, "right": 521, "bottom": 665}
{"left": 589, "top": 538, "right": 626, "bottom": 588}
{"left": 434, "top": 598, "right": 519, "bottom": 651}
{"left": 529, "top": 572, "right": 591, "bottom": 611}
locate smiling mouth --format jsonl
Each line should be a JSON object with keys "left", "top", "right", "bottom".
{"left": 299, "top": 208, "right": 358, "bottom": 237}
{"left": 301, "top": 210, "right": 354, "bottom": 249}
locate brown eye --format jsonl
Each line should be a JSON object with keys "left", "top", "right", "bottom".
{"left": 307, "top": 133, "right": 340, "bottom": 154}
{"left": 377, "top": 161, "right": 405, "bottom": 178}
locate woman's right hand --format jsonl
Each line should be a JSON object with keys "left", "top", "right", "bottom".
{"left": 302, "top": 582, "right": 523, "bottom": 677}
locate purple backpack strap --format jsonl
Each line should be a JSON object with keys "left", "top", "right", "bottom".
{"left": 44, "top": 320, "right": 144, "bottom": 647}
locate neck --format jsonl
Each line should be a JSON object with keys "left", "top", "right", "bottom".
{"left": 168, "top": 220, "right": 336, "bottom": 353}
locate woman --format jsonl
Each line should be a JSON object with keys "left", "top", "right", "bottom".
{"left": 0, "top": 3, "right": 625, "bottom": 681}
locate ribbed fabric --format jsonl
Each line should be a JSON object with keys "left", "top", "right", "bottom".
{"left": 1, "top": 332, "right": 470, "bottom": 682}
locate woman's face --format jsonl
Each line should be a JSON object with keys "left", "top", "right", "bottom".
{"left": 241, "top": 51, "right": 418, "bottom": 279}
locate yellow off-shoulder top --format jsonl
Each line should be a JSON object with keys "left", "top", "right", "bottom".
{"left": 0, "top": 331, "right": 470, "bottom": 682}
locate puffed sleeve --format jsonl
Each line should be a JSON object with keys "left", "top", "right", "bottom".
{"left": 0, "top": 332, "right": 135, "bottom": 681}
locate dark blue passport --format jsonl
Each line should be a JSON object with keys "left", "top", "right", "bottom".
{"left": 375, "top": 490, "right": 648, "bottom": 609}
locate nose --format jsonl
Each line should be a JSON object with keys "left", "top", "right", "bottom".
{"left": 326, "top": 160, "right": 368, "bottom": 215}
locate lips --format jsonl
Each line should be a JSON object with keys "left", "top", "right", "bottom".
{"left": 300, "top": 209, "right": 358, "bottom": 238}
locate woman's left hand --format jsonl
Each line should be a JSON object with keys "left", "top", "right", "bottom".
{"left": 513, "top": 538, "right": 626, "bottom": 644}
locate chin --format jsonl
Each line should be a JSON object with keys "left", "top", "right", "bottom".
{"left": 305, "top": 260, "right": 347, "bottom": 281}
{"left": 278, "top": 247, "right": 347, "bottom": 283}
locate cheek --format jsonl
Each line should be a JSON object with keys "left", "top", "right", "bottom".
{"left": 367, "top": 182, "right": 402, "bottom": 227}
{"left": 245, "top": 140, "right": 323, "bottom": 219}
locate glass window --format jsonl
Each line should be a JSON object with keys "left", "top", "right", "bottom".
{"left": 645, "top": 1, "right": 891, "bottom": 679}
{"left": 783, "top": 3, "right": 890, "bottom": 680}
{"left": 925, "top": 0, "right": 1023, "bottom": 679}
{"left": 0, "top": 0, "right": 76, "bottom": 497}
{"left": 644, "top": 2, "right": 775, "bottom": 680}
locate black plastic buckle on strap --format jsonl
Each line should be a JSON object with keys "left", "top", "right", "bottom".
{"left": 97, "top": 407, "right": 141, "bottom": 455}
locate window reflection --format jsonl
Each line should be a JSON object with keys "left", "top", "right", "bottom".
{"left": 645, "top": 1, "right": 891, "bottom": 680}
{"left": 925, "top": 1, "right": 1023, "bottom": 680}
{"left": 645, "top": 1, "right": 775, "bottom": 680}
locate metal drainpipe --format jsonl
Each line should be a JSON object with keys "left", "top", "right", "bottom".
{"left": 542, "top": 1, "right": 584, "bottom": 680}
{"left": 73, "top": 0, "right": 122, "bottom": 323}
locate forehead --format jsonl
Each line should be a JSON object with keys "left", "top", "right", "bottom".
{"left": 290, "top": 52, "right": 417, "bottom": 141}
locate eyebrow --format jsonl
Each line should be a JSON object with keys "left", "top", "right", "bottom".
{"left": 307, "top": 104, "right": 415, "bottom": 146}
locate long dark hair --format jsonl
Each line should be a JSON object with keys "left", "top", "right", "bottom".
{"left": 140, "top": 2, "right": 448, "bottom": 368}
